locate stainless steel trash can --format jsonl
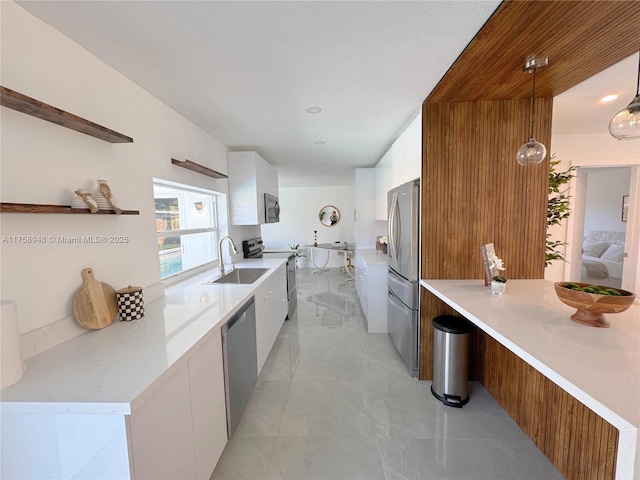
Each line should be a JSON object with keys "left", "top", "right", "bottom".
{"left": 431, "top": 315, "right": 470, "bottom": 407}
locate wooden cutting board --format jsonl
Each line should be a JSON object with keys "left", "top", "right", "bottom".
{"left": 73, "top": 268, "right": 118, "bottom": 330}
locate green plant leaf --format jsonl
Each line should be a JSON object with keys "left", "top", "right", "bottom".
{"left": 546, "top": 154, "right": 575, "bottom": 266}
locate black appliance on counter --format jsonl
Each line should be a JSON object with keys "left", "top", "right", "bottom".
{"left": 242, "top": 237, "right": 264, "bottom": 259}
{"left": 242, "top": 237, "right": 297, "bottom": 320}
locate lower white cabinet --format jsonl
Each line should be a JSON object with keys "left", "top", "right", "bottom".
{"left": 255, "top": 263, "right": 288, "bottom": 374}
{"left": 1, "top": 329, "right": 230, "bottom": 480}
{"left": 0, "top": 261, "right": 290, "bottom": 480}
{"left": 188, "top": 330, "right": 228, "bottom": 479}
{"left": 1, "top": 411, "right": 130, "bottom": 479}
{"left": 128, "top": 362, "right": 197, "bottom": 479}
{"left": 355, "top": 250, "right": 388, "bottom": 333}
{"left": 128, "top": 328, "right": 227, "bottom": 480}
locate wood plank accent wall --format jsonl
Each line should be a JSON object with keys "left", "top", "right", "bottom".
{"left": 419, "top": 97, "right": 551, "bottom": 379}
{"left": 417, "top": 2, "right": 635, "bottom": 478}
{"left": 427, "top": 1, "right": 640, "bottom": 102}
{"left": 481, "top": 333, "right": 618, "bottom": 480}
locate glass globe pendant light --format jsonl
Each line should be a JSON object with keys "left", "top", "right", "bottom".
{"left": 609, "top": 50, "right": 640, "bottom": 141}
{"left": 516, "top": 57, "right": 548, "bottom": 166}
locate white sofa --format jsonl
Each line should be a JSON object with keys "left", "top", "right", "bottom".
{"left": 581, "top": 231, "right": 625, "bottom": 288}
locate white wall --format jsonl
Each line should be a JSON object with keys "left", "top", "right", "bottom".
{"left": 261, "top": 185, "right": 355, "bottom": 268}
{"left": 583, "top": 167, "right": 630, "bottom": 234}
{"left": 0, "top": 2, "right": 233, "bottom": 345}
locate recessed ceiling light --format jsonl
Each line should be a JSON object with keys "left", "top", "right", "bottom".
{"left": 315, "top": 140, "right": 326, "bottom": 145}
{"left": 307, "top": 107, "right": 322, "bottom": 114}
{"left": 600, "top": 94, "right": 619, "bottom": 103}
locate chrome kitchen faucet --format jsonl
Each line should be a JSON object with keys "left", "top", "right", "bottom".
{"left": 218, "top": 236, "right": 239, "bottom": 274}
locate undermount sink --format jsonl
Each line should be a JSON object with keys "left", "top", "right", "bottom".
{"left": 204, "top": 268, "right": 269, "bottom": 285}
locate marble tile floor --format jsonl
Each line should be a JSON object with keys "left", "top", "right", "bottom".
{"left": 212, "top": 268, "right": 563, "bottom": 480}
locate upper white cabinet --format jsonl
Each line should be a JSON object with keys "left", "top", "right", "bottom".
{"left": 394, "top": 113, "right": 422, "bottom": 185}
{"left": 228, "top": 151, "right": 279, "bottom": 225}
{"left": 373, "top": 112, "right": 422, "bottom": 220}
{"left": 374, "top": 150, "right": 393, "bottom": 221}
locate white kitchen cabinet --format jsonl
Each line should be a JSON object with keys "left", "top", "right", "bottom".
{"left": 373, "top": 111, "right": 422, "bottom": 221}
{"left": 356, "top": 168, "right": 387, "bottom": 248}
{"left": 392, "top": 112, "right": 422, "bottom": 186}
{"left": 1, "top": 411, "right": 130, "bottom": 479}
{"left": 228, "top": 151, "right": 279, "bottom": 225}
{"left": 188, "top": 329, "right": 228, "bottom": 479}
{"left": 0, "top": 259, "right": 288, "bottom": 480}
{"left": 1, "top": 330, "right": 228, "bottom": 480}
{"left": 355, "top": 251, "right": 369, "bottom": 317}
{"left": 128, "top": 328, "right": 227, "bottom": 480}
{"left": 355, "top": 249, "right": 388, "bottom": 333}
{"left": 255, "top": 263, "right": 288, "bottom": 374}
{"left": 128, "top": 362, "right": 196, "bottom": 480}
{"left": 374, "top": 149, "right": 393, "bottom": 220}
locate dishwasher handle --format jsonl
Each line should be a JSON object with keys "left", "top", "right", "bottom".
{"left": 227, "top": 296, "right": 255, "bottom": 330}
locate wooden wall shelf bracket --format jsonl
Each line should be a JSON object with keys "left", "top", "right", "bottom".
{"left": 0, "top": 86, "right": 133, "bottom": 144}
{"left": 1, "top": 203, "right": 139, "bottom": 215}
{"left": 171, "top": 158, "right": 228, "bottom": 179}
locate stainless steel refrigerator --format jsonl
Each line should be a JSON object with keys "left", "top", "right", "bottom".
{"left": 387, "top": 178, "right": 420, "bottom": 377}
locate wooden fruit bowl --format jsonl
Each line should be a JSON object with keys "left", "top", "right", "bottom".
{"left": 554, "top": 282, "right": 636, "bottom": 328}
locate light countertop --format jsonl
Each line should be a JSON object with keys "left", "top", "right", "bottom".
{"left": 0, "top": 257, "right": 287, "bottom": 415}
{"left": 356, "top": 248, "right": 388, "bottom": 266}
{"left": 420, "top": 279, "right": 639, "bottom": 432}
{"left": 421, "top": 278, "right": 640, "bottom": 480}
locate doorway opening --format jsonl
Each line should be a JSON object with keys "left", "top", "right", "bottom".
{"left": 566, "top": 165, "right": 639, "bottom": 294}
{"left": 570, "top": 167, "right": 630, "bottom": 289}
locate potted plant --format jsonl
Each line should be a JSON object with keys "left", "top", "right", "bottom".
{"left": 288, "top": 243, "right": 306, "bottom": 267}
{"left": 380, "top": 236, "right": 388, "bottom": 254}
{"left": 488, "top": 252, "right": 507, "bottom": 294}
{"left": 547, "top": 155, "right": 577, "bottom": 266}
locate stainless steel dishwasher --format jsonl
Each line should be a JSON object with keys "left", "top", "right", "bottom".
{"left": 222, "top": 296, "right": 257, "bottom": 438}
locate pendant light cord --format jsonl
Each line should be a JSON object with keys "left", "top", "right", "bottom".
{"left": 529, "top": 67, "right": 537, "bottom": 140}
{"left": 636, "top": 49, "right": 640, "bottom": 96}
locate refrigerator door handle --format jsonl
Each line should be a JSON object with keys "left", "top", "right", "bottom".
{"left": 389, "top": 191, "right": 400, "bottom": 267}
{"left": 388, "top": 287, "right": 406, "bottom": 311}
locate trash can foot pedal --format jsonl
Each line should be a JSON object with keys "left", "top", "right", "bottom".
{"left": 431, "top": 385, "right": 469, "bottom": 408}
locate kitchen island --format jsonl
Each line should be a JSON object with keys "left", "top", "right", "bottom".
{"left": 420, "top": 279, "right": 639, "bottom": 480}
{"left": 1, "top": 257, "right": 288, "bottom": 479}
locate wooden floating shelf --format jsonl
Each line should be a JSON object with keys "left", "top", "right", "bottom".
{"left": 0, "top": 86, "right": 133, "bottom": 144}
{"left": 171, "top": 158, "right": 228, "bottom": 179}
{"left": 1, "top": 203, "right": 139, "bottom": 215}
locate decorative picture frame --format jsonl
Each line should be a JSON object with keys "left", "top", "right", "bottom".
{"left": 622, "top": 195, "right": 629, "bottom": 222}
{"left": 480, "top": 243, "right": 495, "bottom": 286}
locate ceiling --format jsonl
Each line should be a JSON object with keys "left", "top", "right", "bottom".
{"left": 16, "top": 0, "right": 501, "bottom": 187}
{"left": 553, "top": 54, "right": 639, "bottom": 136}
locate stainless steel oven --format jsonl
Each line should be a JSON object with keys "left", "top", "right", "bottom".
{"left": 285, "top": 254, "right": 297, "bottom": 319}
{"left": 264, "top": 193, "right": 280, "bottom": 223}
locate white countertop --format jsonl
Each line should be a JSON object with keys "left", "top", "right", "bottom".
{"left": 356, "top": 248, "right": 388, "bottom": 266}
{"left": 0, "top": 258, "right": 287, "bottom": 415}
{"left": 420, "top": 279, "right": 640, "bottom": 433}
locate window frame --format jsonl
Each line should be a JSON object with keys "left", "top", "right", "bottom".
{"left": 153, "top": 179, "right": 220, "bottom": 280}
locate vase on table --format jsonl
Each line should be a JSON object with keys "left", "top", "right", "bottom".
{"left": 382, "top": 244, "right": 388, "bottom": 254}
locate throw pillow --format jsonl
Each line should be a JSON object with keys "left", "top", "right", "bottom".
{"left": 582, "top": 241, "right": 609, "bottom": 258}
{"left": 600, "top": 243, "right": 625, "bottom": 263}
